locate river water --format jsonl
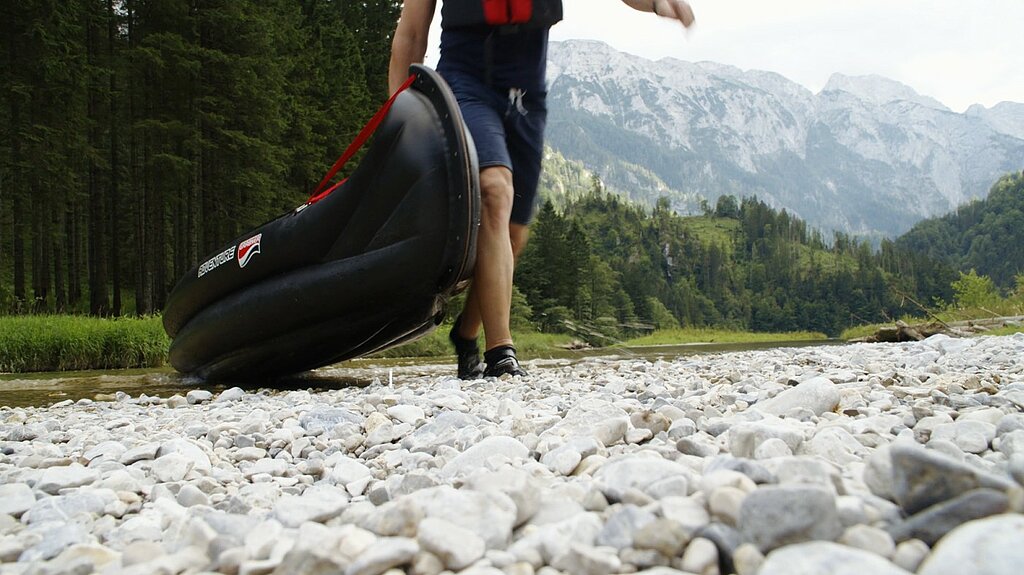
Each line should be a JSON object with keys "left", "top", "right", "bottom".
{"left": 0, "top": 340, "right": 841, "bottom": 409}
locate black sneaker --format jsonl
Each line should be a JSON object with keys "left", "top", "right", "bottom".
{"left": 483, "top": 346, "right": 528, "bottom": 378}
{"left": 449, "top": 316, "right": 484, "bottom": 380}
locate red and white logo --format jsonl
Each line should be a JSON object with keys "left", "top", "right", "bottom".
{"left": 237, "top": 234, "right": 262, "bottom": 268}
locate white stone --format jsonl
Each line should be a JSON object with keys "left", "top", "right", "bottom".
{"left": 918, "top": 514, "right": 1024, "bottom": 575}
{"left": 759, "top": 541, "right": 912, "bottom": 575}
{"left": 417, "top": 517, "right": 486, "bottom": 570}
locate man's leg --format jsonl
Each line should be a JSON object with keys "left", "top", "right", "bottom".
{"left": 458, "top": 218, "right": 530, "bottom": 344}
{"left": 457, "top": 166, "right": 516, "bottom": 350}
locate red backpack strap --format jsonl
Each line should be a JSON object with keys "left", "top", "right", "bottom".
{"left": 307, "top": 74, "right": 417, "bottom": 205}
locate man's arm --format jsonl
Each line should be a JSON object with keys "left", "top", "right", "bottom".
{"left": 389, "top": 0, "right": 438, "bottom": 95}
{"left": 621, "top": 0, "right": 695, "bottom": 28}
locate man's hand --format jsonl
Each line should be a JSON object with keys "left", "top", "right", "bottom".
{"left": 653, "top": 0, "right": 695, "bottom": 27}
{"left": 622, "top": 0, "right": 695, "bottom": 28}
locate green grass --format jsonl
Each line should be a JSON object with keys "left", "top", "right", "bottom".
{"left": 984, "top": 325, "right": 1024, "bottom": 336}
{"left": 681, "top": 217, "right": 740, "bottom": 253}
{"left": 623, "top": 327, "right": 828, "bottom": 347}
{"left": 0, "top": 315, "right": 168, "bottom": 373}
{"left": 369, "top": 323, "right": 577, "bottom": 359}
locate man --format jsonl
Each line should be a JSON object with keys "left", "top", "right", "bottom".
{"left": 389, "top": 0, "right": 696, "bottom": 379}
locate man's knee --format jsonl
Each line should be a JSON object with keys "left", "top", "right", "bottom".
{"left": 479, "top": 167, "right": 514, "bottom": 225}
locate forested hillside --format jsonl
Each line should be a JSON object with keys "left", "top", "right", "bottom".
{"left": 518, "top": 179, "right": 957, "bottom": 337}
{"left": 896, "top": 172, "right": 1024, "bottom": 289}
{"left": 0, "top": 0, "right": 401, "bottom": 315}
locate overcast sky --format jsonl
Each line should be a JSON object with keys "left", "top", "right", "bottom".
{"left": 422, "top": 0, "right": 1024, "bottom": 112}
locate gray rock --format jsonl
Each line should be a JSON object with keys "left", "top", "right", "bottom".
{"left": 708, "top": 486, "right": 746, "bottom": 526}
{"left": 0, "top": 483, "right": 35, "bottom": 517}
{"left": 593, "top": 455, "right": 696, "bottom": 501}
{"left": 400, "top": 411, "right": 486, "bottom": 454}
{"left": 659, "top": 496, "right": 711, "bottom": 536}
{"left": 703, "top": 456, "right": 776, "bottom": 484}
{"left": 695, "top": 522, "right": 742, "bottom": 575}
{"left": 732, "top": 543, "right": 765, "bottom": 575}
{"left": 186, "top": 389, "right": 214, "bottom": 404}
{"left": 22, "top": 488, "right": 119, "bottom": 524}
{"left": 729, "top": 422, "right": 804, "bottom": 459}
{"left": 542, "top": 446, "right": 583, "bottom": 476}
{"left": 273, "top": 522, "right": 372, "bottom": 575}
{"left": 864, "top": 442, "right": 896, "bottom": 501}
{"left": 552, "top": 543, "right": 622, "bottom": 575}
{"left": 357, "top": 496, "right": 423, "bottom": 537}
{"left": 508, "top": 512, "right": 602, "bottom": 565}
{"left": 417, "top": 517, "right": 485, "bottom": 570}
{"left": 752, "top": 376, "right": 840, "bottom": 417}
{"left": 676, "top": 436, "right": 719, "bottom": 457}
{"left": 931, "top": 419, "right": 997, "bottom": 454}
{"left": 595, "top": 504, "right": 657, "bottom": 549}
{"left": 274, "top": 486, "right": 350, "bottom": 528}
{"left": 329, "top": 457, "right": 373, "bottom": 486}
{"left": 7, "top": 424, "right": 43, "bottom": 441}
{"left": 177, "top": 484, "right": 211, "bottom": 507}
{"left": 83, "top": 440, "right": 128, "bottom": 463}
{"left": 918, "top": 514, "right": 1024, "bottom": 575}
{"left": 753, "top": 437, "right": 792, "bottom": 459}
{"left": 1010, "top": 454, "right": 1024, "bottom": 486}
{"left": 758, "top": 541, "right": 913, "bottom": 575}
{"left": 151, "top": 452, "right": 196, "bottom": 482}
{"left": 680, "top": 537, "right": 718, "bottom": 575}
{"left": 632, "top": 411, "right": 671, "bottom": 435}
{"left": 157, "top": 438, "right": 212, "bottom": 474}
{"left": 440, "top": 435, "right": 530, "bottom": 480}
{"left": 839, "top": 524, "right": 896, "bottom": 558}
{"left": 300, "top": 407, "right": 364, "bottom": 435}
{"left": 997, "top": 413, "right": 1024, "bottom": 436}
{"left": 890, "top": 442, "right": 1017, "bottom": 514}
{"left": 800, "top": 426, "right": 869, "bottom": 464}
{"left": 632, "top": 518, "right": 689, "bottom": 556}
{"left": 892, "top": 539, "right": 930, "bottom": 572}
{"left": 739, "top": 485, "right": 842, "bottom": 552}
{"left": 667, "top": 417, "right": 698, "bottom": 440}
{"left": 344, "top": 537, "right": 418, "bottom": 575}
{"left": 35, "top": 464, "right": 100, "bottom": 494}
{"left": 889, "top": 488, "right": 1010, "bottom": 545}
{"left": 120, "top": 442, "right": 160, "bottom": 465}
{"left": 413, "top": 486, "right": 517, "bottom": 550}
{"left": 215, "top": 387, "right": 246, "bottom": 402}
{"left": 386, "top": 404, "right": 425, "bottom": 425}
{"left": 463, "top": 467, "right": 542, "bottom": 526}
{"left": 996, "top": 430, "right": 1024, "bottom": 458}
{"left": 19, "top": 523, "right": 95, "bottom": 562}
{"left": 539, "top": 398, "right": 630, "bottom": 447}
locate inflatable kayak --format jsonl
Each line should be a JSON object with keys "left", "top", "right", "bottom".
{"left": 162, "top": 65, "right": 480, "bottom": 381}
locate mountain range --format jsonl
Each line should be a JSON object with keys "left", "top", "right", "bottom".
{"left": 542, "top": 40, "right": 1024, "bottom": 239}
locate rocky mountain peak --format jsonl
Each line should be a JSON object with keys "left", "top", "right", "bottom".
{"left": 542, "top": 40, "right": 1024, "bottom": 239}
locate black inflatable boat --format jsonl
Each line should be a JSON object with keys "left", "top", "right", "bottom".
{"left": 162, "top": 65, "right": 480, "bottom": 381}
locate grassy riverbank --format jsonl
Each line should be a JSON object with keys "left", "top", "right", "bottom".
{"left": 0, "top": 315, "right": 168, "bottom": 372}
{"left": 14, "top": 312, "right": 1016, "bottom": 374}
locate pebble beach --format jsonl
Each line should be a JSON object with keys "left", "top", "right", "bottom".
{"left": 2, "top": 334, "right": 1024, "bottom": 575}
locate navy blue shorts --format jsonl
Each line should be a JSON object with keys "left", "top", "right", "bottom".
{"left": 442, "top": 72, "right": 548, "bottom": 225}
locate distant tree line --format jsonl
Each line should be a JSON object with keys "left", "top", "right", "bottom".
{"left": 897, "top": 172, "right": 1024, "bottom": 289}
{"left": 1, "top": 0, "right": 401, "bottom": 315}
{"left": 517, "top": 186, "right": 958, "bottom": 338}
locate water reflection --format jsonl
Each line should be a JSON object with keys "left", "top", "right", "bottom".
{"left": 0, "top": 340, "right": 841, "bottom": 408}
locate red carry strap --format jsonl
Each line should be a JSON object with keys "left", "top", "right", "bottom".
{"left": 307, "top": 74, "right": 417, "bottom": 205}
